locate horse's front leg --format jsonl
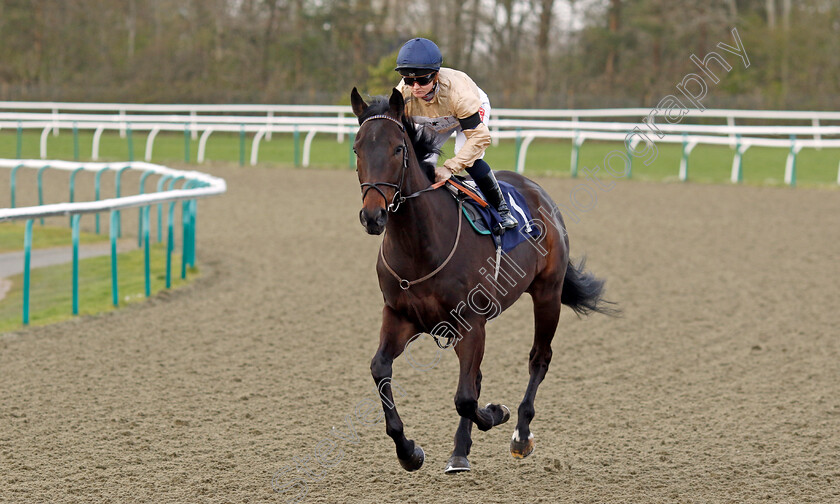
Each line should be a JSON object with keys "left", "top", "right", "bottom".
{"left": 370, "top": 305, "right": 425, "bottom": 472}
{"left": 446, "top": 329, "right": 510, "bottom": 473}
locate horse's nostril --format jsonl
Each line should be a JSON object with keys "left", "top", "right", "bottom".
{"left": 360, "top": 207, "right": 387, "bottom": 232}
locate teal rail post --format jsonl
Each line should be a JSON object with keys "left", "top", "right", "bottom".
{"left": 114, "top": 166, "right": 132, "bottom": 238}
{"left": 73, "top": 122, "right": 79, "bottom": 161}
{"left": 293, "top": 126, "right": 300, "bottom": 167}
{"left": 156, "top": 175, "right": 173, "bottom": 242}
{"left": 166, "top": 201, "right": 176, "bottom": 288}
{"left": 127, "top": 123, "right": 134, "bottom": 162}
{"left": 239, "top": 124, "right": 246, "bottom": 166}
{"left": 168, "top": 175, "right": 186, "bottom": 192}
{"left": 143, "top": 206, "right": 151, "bottom": 297}
{"left": 94, "top": 167, "right": 108, "bottom": 234}
{"left": 789, "top": 134, "right": 798, "bottom": 187}
{"left": 189, "top": 185, "right": 199, "bottom": 267}
{"left": 137, "top": 170, "right": 154, "bottom": 247}
{"left": 626, "top": 142, "right": 634, "bottom": 180}
{"left": 22, "top": 219, "right": 34, "bottom": 325}
{"left": 570, "top": 132, "right": 581, "bottom": 178}
{"left": 69, "top": 166, "right": 85, "bottom": 225}
{"left": 186, "top": 200, "right": 195, "bottom": 272}
{"left": 181, "top": 187, "right": 197, "bottom": 269}
{"left": 680, "top": 133, "right": 689, "bottom": 181}
{"left": 183, "top": 124, "right": 190, "bottom": 162}
{"left": 188, "top": 182, "right": 204, "bottom": 267}
{"left": 190, "top": 199, "right": 197, "bottom": 266}
{"left": 110, "top": 210, "right": 119, "bottom": 306}
{"left": 180, "top": 181, "right": 197, "bottom": 279}
{"left": 10, "top": 164, "right": 24, "bottom": 208}
{"left": 16, "top": 122, "right": 22, "bottom": 159}
{"left": 733, "top": 134, "right": 744, "bottom": 183}
{"left": 71, "top": 214, "right": 81, "bottom": 315}
{"left": 168, "top": 176, "right": 186, "bottom": 277}
{"left": 37, "top": 165, "right": 49, "bottom": 225}
{"left": 348, "top": 131, "right": 356, "bottom": 169}
{"left": 181, "top": 199, "right": 189, "bottom": 279}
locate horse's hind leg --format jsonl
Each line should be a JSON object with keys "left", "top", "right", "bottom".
{"left": 370, "top": 306, "right": 425, "bottom": 471}
{"left": 511, "top": 282, "right": 562, "bottom": 459}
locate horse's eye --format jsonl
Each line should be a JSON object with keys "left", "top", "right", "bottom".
{"left": 395, "top": 145, "right": 404, "bottom": 156}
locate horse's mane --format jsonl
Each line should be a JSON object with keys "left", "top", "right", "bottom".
{"left": 358, "top": 96, "right": 440, "bottom": 182}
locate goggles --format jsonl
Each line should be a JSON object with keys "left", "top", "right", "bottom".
{"left": 402, "top": 72, "right": 436, "bottom": 87}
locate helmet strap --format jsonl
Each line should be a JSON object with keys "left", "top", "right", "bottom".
{"left": 421, "top": 80, "right": 439, "bottom": 102}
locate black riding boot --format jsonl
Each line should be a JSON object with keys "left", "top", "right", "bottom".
{"left": 474, "top": 171, "right": 518, "bottom": 234}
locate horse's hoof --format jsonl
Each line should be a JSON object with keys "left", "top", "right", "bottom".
{"left": 398, "top": 445, "right": 425, "bottom": 472}
{"left": 485, "top": 403, "right": 511, "bottom": 426}
{"left": 500, "top": 404, "right": 511, "bottom": 424}
{"left": 510, "top": 429, "right": 535, "bottom": 459}
{"left": 444, "top": 455, "right": 471, "bottom": 474}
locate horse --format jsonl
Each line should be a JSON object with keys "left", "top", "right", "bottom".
{"left": 351, "top": 87, "right": 614, "bottom": 474}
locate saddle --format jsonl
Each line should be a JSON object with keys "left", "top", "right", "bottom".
{"left": 446, "top": 175, "right": 540, "bottom": 254}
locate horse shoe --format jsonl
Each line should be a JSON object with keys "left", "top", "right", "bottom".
{"left": 444, "top": 455, "right": 471, "bottom": 474}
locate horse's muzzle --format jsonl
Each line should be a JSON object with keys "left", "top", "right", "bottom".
{"left": 360, "top": 207, "right": 387, "bottom": 235}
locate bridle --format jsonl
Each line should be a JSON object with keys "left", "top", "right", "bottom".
{"left": 357, "top": 114, "right": 440, "bottom": 213}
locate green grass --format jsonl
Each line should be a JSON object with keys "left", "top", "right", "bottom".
{"left": 0, "top": 222, "right": 108, "bottom": 253}
{"left": 484, "top": 138, "right": 839, "bottom": 187}
{"left": 2, "top": 129, "right": 836, "bottom": 187}
{"left": 0, "top": 243, "right": 195, "bottom": 333}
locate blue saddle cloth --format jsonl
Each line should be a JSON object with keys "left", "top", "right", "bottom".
{"left": 456, "top": 178, "right": 541, "bottom": 254}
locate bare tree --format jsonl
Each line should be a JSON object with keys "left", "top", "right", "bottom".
{"left": 604, "top": 0, "right": 620, "bottom": 84}
{"left": 534, "top": 0, "right": 554, "bottom": 106}
{"left": 464, "top": 0, "right": 482, "bottom": 70}
{"left": 766, "top": 0, "right": 776, "bottom": 29}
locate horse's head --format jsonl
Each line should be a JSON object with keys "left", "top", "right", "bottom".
{"left": 351, "top": 87, "right": 408, "bottom": 235}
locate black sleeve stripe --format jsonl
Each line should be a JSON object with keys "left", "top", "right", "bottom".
{"left": 458, "top": 112, "right": 482, "bottom": 130}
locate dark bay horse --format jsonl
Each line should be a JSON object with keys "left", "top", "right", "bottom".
{"left": 351, "top": 87, "right": 614, "bottom": 474}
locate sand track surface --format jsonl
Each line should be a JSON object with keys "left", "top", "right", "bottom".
{"left": 2, "top": 164, "right": 839, "bottom": 503}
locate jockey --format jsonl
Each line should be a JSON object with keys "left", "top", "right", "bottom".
{"left": 395, "top": 37, "right": 518, "bottom": 234}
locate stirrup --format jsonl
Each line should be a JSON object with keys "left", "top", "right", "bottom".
{"left": 493, "top": 209, "right": 518, "bottom": 235}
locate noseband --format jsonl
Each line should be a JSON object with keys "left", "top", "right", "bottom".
{"left": 358, "top": 114, "right": 411, "bottom": 213}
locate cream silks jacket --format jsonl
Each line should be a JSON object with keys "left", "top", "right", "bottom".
{"left": 397, "top": 67, "right": 492, "bottom": 175}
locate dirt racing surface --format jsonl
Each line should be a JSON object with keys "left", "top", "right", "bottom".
{"left": 2, "top": 163, "right": 839, "bottom": 503}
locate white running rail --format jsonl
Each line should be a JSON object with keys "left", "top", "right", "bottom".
{"left": 0, "top": 159, "right": 226, "bottom": 221}
{"left": 2, "top": 101, "right": 838, "bottom": 184}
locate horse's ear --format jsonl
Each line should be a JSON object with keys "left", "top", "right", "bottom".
{"left": 350, "top": 87, "right": 368, "bottom": 119}
{"left": 388, "top": 88, "right": 405, "bottom": 119}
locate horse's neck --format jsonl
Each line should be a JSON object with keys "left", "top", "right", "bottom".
{"left": 384, "top": 160, "right": 453, "bottom": 262}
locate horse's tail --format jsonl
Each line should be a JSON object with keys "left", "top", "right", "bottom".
{"left": 560, "top": 257, "right": 619, "bottom": 317}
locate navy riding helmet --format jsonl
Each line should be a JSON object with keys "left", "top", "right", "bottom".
{"left": 395, "top": 38, "right": 442, "bottom": 76}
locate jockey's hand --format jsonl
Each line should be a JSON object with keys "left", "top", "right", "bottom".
{"left": 434, "top": 165, "right": 452, "bottom": 183}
